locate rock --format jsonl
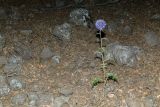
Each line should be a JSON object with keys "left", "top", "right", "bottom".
{"left": 0, "top": 83, "right": 10, "bottom": 97}
{"left": 150, "top": 14, "right": 160, "bottom": 21}
{"left": 3, "top": 63, "right": 22, "bottom": 76}
{"left": 125, "top": 91, "right": 144, "bottom": 107}
{"left": 0, "top": 75, "right": 10, "bottom": 97}
{"left": 126, "top": 98, "right": 143, "bottom": 107}
{"left": 20, "top": 29, "right": 33, "bottom": 36}
{"left": 37, "top": 93, "right": 54, "bottom": 107}
{"left": 8, "top": 76, "right": 25, "bottom": 90}
{"left": 69, "top": 8, "right": 91, "bottom": 27}
{"left": 59, "top": 87, "right": 73, "bottom": 97}
{"left": 8, "top": 55, "right": 23, "bottom": 64}
{"left": 0, "top": 100, "right": 3, "bottom": 107}
{"left": 14, "top": 42, "right": 32, "bottom": 60}
{"left": 0, "top": 33, "right": 5, "bottom": 50}
{"left": 40, "top": 47, "right": 53, "bottom": 60}
{"left": 54, "top": 96, "right": 70, "bottom": 107}
{"left": 104, "top": 42, "right": 142, "bottom": 67}
{"left": 53, "top": 23, "right": 72, "bottom": 41}
{"left": 122, "top": 25, "right": 132, "bottom": 35}
{"left": 52, "top": 55, "right": 61, "bottom": 64}
{"left": 29, "top": 92, "right": 69, "bottom": 107}
{"left": 28, "top": 92, "right": 39, "bottom": 106}
{"left": 29, "top": 82, "right": 48, "bottom": 92}
{"left": 11, "top": 93, "right": 27, "bottom": 105}
{"left": 0, "top": 7, "right": 7, "bottom": 19}
{"left": 144, "top": 31, "right": 160, "bottom": 46}
{"left": 144, "top": 96, "right": 154, "bottom": 107}
{"left": 95, "top": 51, "right": 103, "bottom": 59}
{"left": 0, "top": 56, "right": 7, "bottom": 65}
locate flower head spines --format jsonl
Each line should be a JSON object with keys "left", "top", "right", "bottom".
{"left": 95, "top": 19, "right": 107, "bottom": 30}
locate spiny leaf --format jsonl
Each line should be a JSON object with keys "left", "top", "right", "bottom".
{"left": 106, "top": 72, "right": 118, "bottom": 82}
{"left": 97, "top": 47, "right": 105, "bottom": 53}
{"left": 91, "top": 77, "right": 103, "bottom": 88}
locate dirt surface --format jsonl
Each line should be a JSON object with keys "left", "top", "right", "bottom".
{"left": 0, "top": 1, "right": 160, "bottom": 107}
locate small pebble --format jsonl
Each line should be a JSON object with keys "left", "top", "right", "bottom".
{"left": 11, "top": 93, "right": 27, "bottom": 105}
{"left": 40, "top": 47, "right": 53, "bottom": 60}
{"left": 59, "top": 88, "right": 73, "bottom": 97}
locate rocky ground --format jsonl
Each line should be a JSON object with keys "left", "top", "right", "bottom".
{"left": 0, "top": 0, "right": 160, "bottom": 107}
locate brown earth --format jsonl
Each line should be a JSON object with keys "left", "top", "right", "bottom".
{"left": 0, "top": 1, "right": 160, "bottom": 107}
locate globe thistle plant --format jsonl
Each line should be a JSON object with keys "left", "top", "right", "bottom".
{"left": 92, "top": 19, "right": 108, "bottom": 88}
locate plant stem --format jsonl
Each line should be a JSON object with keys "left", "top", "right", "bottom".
{"left": 99, "top": 30, "right": 107, "bottom": 86}
{"left": 100, "top": 30, "right": 102, "bottom": 48}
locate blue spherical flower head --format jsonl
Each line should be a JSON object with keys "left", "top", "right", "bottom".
{"left": 95, "top": 19, "right": 107, "bottom": 30}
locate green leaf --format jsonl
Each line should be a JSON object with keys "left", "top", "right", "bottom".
{"left": 91, "top": 77, "right": 103, "bottom": 88}
{"left": 97, "top": 47, "right": 105, "bottom": 53}
{"left": 106, "top": 72, "right": 118, "bottom": 82}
